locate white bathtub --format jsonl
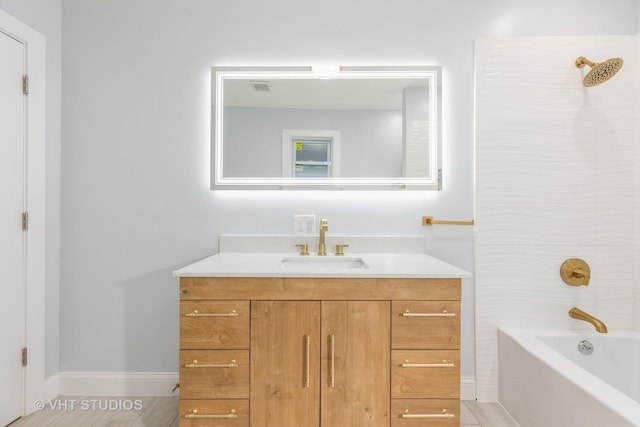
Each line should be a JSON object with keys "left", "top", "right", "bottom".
{"left": 498, "top": 327, "right": 640, "bottom": 427}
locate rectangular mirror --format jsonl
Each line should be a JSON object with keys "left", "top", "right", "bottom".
{"left": 211, "top": 66, "right": 441, "bottom": 190}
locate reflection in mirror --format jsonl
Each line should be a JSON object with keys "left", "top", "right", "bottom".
{"left": 211, "top": 66, "right": 441, "bottom": 190}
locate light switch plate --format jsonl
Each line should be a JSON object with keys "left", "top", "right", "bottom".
{"left": 294, "top": 215, "right": 316, "bottom": 236}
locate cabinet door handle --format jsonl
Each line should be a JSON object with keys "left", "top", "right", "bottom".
{"left": 185, "top": 309, "right": 238, "bottom": 317}
{"left": 183, "top": 359, "right": 238, "bottom": 368}
{"left": 402, "top": 409, "right": 454, "bottom": 419}
{"left": 401, "top": 359, "right": 455, "bottom": 368}
{"left": 329, "top": 334, "right": 335, "bottom": 387}
{"left": 184, "top": 409, "right": 238, "bottom": 419}
{"left": 303, "top": 335, "right": 310, "bottom": 388}
{"left": 401, "top": 310, "right": 455, "bottom": 317}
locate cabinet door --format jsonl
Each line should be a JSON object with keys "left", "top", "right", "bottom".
{"left": 251, "top": 301, "right": 321, "bottom": 427}
{"left": 321, "top": 301, "right": 390, "bottom": 427}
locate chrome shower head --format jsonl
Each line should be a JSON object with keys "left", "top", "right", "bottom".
{"left": 575, "top": 56, "right": 623, "bottom": 87}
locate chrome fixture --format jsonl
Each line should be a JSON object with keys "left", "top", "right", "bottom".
{"left": 575, "top": 56, "right": 623, "bottom": 87}
{"left": 568, "top": 307, "right": 608, "bottom": 333}
{"left": 318, "top": 218, "right": 328, "bottom": 256}
{"left": 578, "top": 340, "right": 594, "bottom": 356}
{"left": 560, "top": 258, "right": 590, "bottom": 286}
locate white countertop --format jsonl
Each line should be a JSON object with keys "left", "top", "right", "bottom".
{"left": 173, "top": 252, "right": 471, "bottom": 279}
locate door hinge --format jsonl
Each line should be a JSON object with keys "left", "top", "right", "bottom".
{"left": 22, "top": 212, "right": 29, "bottom": 231}
{"left": 23, "top": 75, "right": 29, "bottom": 95}
{"left": 437, "top": 168, "right": 443, "bottom": 191}
{"left": 22, "top": 348, "right": 27, "bottom": 366}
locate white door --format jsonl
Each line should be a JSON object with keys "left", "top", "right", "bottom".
{"left": 0, "top": 29, "right": 26, "bottom": 426}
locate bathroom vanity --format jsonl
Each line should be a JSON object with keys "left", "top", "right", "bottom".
{"left": 174, "top": 236, "right": 470, "bottom": 427}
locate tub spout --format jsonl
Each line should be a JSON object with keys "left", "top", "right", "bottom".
{"left": 568, "top": 307, "right": 608, "bottom": 333}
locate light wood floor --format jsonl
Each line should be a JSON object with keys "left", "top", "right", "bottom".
{"left": 8, "top": 397, "right": 519, "bottom": 427}
{"left": 8, "top": 396, "right": 179, "bottom": 427}
{"left": 461, "top": 401, "right": 520, "bottom": 427}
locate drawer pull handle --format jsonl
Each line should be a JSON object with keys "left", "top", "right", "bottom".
{"left": 402, "top": 409, "right": 454, "bottom": 419}
{"left": 402, "top": 310, "right": 455, "bottom": 317}
{"left": 184, "top": 409, "right": 238, "bottom": 419}
{"left": 329, "top": 334, "right": 335, "bottom": 387}
{"left": 185, "top": 309, "right": 238, "bottom": 317}
{"left": 402, "top": 359, "right": 455, "bottom": 368}
{"left": 304, "top": 335, "right": 310, "bottom": 388}
{"left": 184, "top": 359, "right": 238, "bottom": 368}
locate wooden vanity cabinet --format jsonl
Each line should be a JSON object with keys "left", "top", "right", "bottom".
{"left": 320, "top": 300, "right": 391, "bottom": 426}
{"left": 179, "top": 277, "right": 461, "bottom": 427}
{"left": 250, "top": 301, "right": 321, "bottom": 427}
{"left": 250, "top": 300, "right": 390, "bottom": 427}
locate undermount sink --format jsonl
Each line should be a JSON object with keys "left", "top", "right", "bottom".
{"left": 279, "top": 256, "right": 369, "bottom": 270}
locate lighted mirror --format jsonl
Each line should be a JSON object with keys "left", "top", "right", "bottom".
{"left": 211, "top": 66, "right": 441, "bottom": 190}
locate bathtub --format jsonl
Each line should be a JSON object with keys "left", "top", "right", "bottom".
{"left": 498, "top": 327, "right": 640, "bottom": 427}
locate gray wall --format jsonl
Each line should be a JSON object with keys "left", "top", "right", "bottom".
{"left": 224, "top": 107, "right": 402, "bottom": 177}
{"left": 2, "top": 0, "right": 638, "bottom": 384}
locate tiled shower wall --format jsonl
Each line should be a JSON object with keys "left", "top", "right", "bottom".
{"left": 635, "top": 34, "right": 640, "bottom": 333}
{"left": 475, "top": 35, "right": 637, "bottom": 401}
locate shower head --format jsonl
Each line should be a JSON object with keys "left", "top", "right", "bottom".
{"left": 575, "top": 56, "right": 623, "bottom": 87}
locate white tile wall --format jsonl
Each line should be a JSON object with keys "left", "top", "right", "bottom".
{"left": 475, "top": 36, "right": 637, "bottom": 401}
{"left": 636, "top": 33, "right": 640, "bottom": 333}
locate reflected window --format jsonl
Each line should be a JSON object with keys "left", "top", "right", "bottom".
{"left": 282, "top": 129, "right": 341, "bottom": 178}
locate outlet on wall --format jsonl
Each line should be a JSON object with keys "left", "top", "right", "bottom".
{"left": 294, "top": 215, "right": 316, "bottom": 236}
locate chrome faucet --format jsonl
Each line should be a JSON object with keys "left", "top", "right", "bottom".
{"left": 569, "top": 307, "right": 608, "bottom": 333}
{"left": 318, "top": 218, "right": 328, "bottom": 256}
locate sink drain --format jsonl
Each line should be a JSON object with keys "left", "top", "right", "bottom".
{"left": 578, "top": 340, "right": 593, "bottom": 355}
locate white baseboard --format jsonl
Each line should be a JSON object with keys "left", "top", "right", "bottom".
{"left": 460, "top": 376, "right": 477, "bottom": 401}
{"left": 44, "top": 374, "right": 61, "bottom": 403}
{"left": 44, "top": 372, "right": 179, "bottom": 398}
{"left": 44, "top": 372, "right": 475, "bottom": 401}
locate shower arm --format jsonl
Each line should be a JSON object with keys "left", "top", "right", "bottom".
{"left": 575, "top": 57, "right": 596, "bottom": 68}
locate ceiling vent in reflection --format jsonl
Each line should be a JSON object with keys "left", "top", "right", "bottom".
{"left": 249, "top": 80, "right": 272, "bottom": 92}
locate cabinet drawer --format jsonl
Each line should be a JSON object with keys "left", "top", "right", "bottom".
{"left": 179, "top": 399, "right": 249, "bottom": 427}
{"left": 392, "top": 301, "right": 460, "bottom": 350}
{"left": 391, "top": 399, "right": 459, "bottom": 427}
{"left": 180, "top": 350, "right": 249, "bottom": 399}
{"left": 391, "top": 350, "right": 460, "bottom": 399}
{"left": 180, "top": 301, "right": 249, "bottom": 349}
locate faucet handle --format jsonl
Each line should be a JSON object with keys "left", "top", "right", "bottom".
{"left": 295, "top": 244, "right": 309, "bottom": 256}
{"left": 560, "top": 258, "right": 590, "bottom": 286}
{"left": 335, "top": 244, "right": 349, "bottom": 256}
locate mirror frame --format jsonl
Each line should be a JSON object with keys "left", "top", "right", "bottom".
{"left": 211, "top": 66, "right": 442, "bottom": 190}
